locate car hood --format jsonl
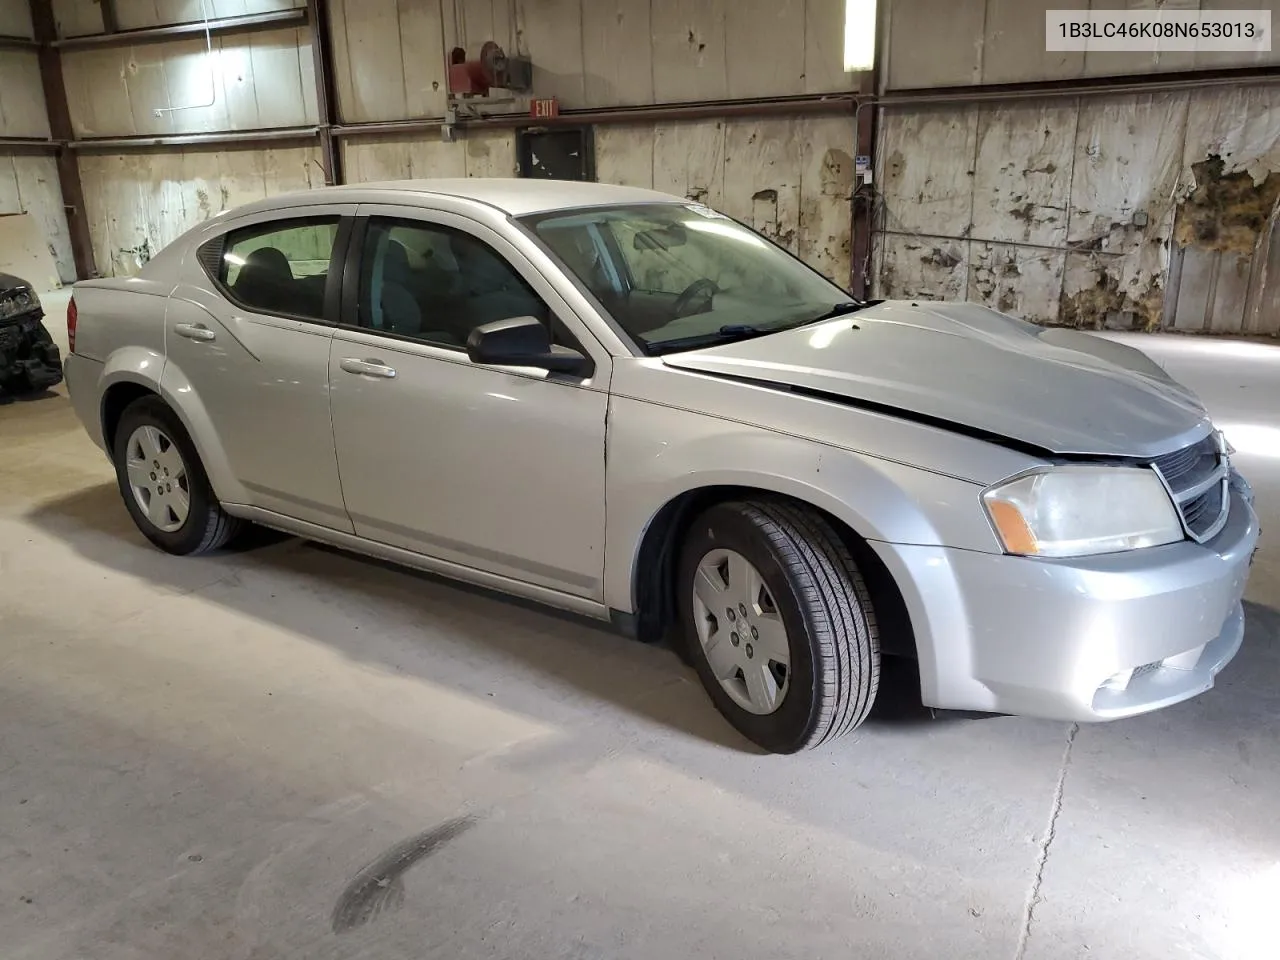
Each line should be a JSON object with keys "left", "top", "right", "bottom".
{"left": 659, "top": 300, "right": 1211, "bottom": 459}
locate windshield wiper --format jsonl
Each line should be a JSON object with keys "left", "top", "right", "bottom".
{"left": 648, "top": 324, "right": 774, "bottom": 355}
{"left": 648, "top": 305, "right": 872, "bottom": 356}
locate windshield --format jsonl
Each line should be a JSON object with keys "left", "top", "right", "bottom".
{"left": 520, "top": 203, "right": 864, "bottom": 354}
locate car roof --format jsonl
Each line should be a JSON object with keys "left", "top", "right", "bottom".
{"left": 233, "top": 178, "right": 687, "bottom": 218}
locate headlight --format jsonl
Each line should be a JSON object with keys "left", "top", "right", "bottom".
{"left": 0, "top": 287, "right": 38, "bottom": 320}
{"left": 983, "top": 465, "right": 1184, "bottom": 558}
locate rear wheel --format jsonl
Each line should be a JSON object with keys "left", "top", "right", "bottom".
{"left": 112, "top": 396, "right": 243, "bottom": 555}
{"left": 677, "top": 499, "right": 880, "bottom": 753}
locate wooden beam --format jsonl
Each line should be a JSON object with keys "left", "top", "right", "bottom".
{"left": 28, "top": 0, "right": 97, "bottom": 281}
{"left": 98, "top": 0, "right": 119, "bottom": 33}
{"left": 68, "top": 127, "right": 319, "bottom": 151}
{"left": 306, "top": 0, "right": 342, "bottom": 185}
{"left": 0, "top": 137, "right": 58, "bottom": 153}
{"left": 0, "top": 34, "right": 39, "bottom": 49}
{"left": 53, "top": 8, "right": 308, "bottom": 50}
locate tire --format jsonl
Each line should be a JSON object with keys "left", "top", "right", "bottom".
{"left": 112, "top": 395, "right": 243, "bottom": 555}
{"left": 676, "top": 499, "right": 880, "bottom": 753}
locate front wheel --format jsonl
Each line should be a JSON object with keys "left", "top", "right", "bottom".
{"left": 112, "top": 396, "right": 243, "bottom": 555}
{"left": 677, "top": 499, "right": 880, "bottom": 753}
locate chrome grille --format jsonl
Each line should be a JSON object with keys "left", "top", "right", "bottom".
{"left": 1152, "top": 434, "right": 1230, "bottom": 543}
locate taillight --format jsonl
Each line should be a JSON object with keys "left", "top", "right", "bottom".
{"left": 66, "top": 295, "right": 77, "bottom": 354}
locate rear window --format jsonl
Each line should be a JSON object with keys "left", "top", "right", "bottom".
{"left": 210, "top": 217, "right": 340, "bottom": 321}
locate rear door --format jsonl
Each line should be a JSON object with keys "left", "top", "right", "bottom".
{"left": 164, "top": 204, "right": 356, "bottom": 530}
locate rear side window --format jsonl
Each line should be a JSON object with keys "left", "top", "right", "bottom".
{"left": 212, "top": 217, "right": 340, "bottom": 321}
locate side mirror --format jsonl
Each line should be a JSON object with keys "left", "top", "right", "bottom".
{"left": 466, "top": 315, "right": 591, "bottom": 376}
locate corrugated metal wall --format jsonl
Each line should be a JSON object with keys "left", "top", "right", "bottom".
{"left": 15, "top": 0, "right": 1280, "bottom": 336}
{"left": 0, "top": 0, "right": 74, "bottom": 283}
{"left": 59, "top": 0, "right": 857, "bottom": 286}
{"left": 874, "top": 0, "right": 1280, "bottom": 335}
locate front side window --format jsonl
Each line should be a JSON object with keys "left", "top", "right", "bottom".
{"left": 522, "top": 204, "right": 862, "bottom": 354}
{"left": 357, "top": 218, "right": 551, "bottom": 349}
{"left": 218, "top": 217, "right": 340, "bottom": 321}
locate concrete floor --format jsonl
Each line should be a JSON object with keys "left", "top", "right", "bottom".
{"left": 2, "top": 294, "right": 1277, "bottom": 960}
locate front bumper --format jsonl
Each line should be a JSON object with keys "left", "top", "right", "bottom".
{"left": 0, "top": 311, "right": 63, "bottom": 395}
{"left": 875, "top": 484, "right": 1260, "bottom": 722}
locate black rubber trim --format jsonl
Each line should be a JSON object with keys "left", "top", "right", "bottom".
{"left": 323, "top": 215, "right": 355, "bottom": 325}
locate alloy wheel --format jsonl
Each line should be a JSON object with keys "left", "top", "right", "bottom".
{"left": 125, "top": 425, "right": 190, "bottom": 533}
{"left": 691, "top": 548, "right": 792, "bottom": 715}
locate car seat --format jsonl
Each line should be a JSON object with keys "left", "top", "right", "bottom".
{"left": 232, "top": 247, "right": 294, "bottom": 313}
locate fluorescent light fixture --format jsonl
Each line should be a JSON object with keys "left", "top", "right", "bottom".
{"left": 844, "top": 0, "right": 878, "bottom": 71}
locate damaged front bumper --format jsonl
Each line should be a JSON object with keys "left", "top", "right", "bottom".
{"left": 0, "top": 276, "right": 63, "bottom": 396}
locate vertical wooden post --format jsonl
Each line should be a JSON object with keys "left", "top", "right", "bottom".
{"left": 98, "top": 0, "right": 119, "bottom": 33}
{"left": 306, "top": 0, "right": 343, "bottom": 186}
{"left": 29, "top": 0, "right": 97, "bottom": 280}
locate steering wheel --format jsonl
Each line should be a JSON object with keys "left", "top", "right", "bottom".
{"left": 672, "top": 278, "right": 719, "bottom": 319}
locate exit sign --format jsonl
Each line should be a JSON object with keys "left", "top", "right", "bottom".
{"left": 530, "top": 97, "right": 559, "bottom": 119}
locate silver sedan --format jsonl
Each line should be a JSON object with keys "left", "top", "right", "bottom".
{"left": 63, "top": 179, "right": 1259, "bottom": 753}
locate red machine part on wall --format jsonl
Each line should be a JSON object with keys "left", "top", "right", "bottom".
{"left": 447, "top": 42, "right": 533, "bottom": 97}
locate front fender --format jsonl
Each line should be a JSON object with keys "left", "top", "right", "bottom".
{"left": 603, "top": 395, "right": 1000, "bottom": 614}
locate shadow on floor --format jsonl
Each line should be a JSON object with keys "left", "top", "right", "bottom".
{"left": 0, "top": 388, "right": 59, "bottom": 406}
{"left": 27, "top": 483, "right": 959, "bottom": 755}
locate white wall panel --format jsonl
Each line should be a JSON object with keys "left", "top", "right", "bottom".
{"left": 1196, "top": 0, "right": 1280, "bottom": 69}
{"left": 0, "top": 51, "right": 52, "bottom": 139}
{"left": 877, "top": 105, "right": 979, "bottom": 238}
{"left": 798, "top": 116, "right": 857, "bottom": 286}
{"left": 885, "top": 0, "right": 986, "bottom": 90}
{"left": 0, "top": 0, "right": 34, "bottom": 36}
{"left": 340, "top": 131, "right": 513, "bottom": 184}
{"left": 51, "top": 0, "right": 103, "bottom": 37}
{"left": 1082, "top": 0, "right": 1200, "bottom": 79}
{"left": 340, "top": 116, "right": 853, "bottom": 285}
{"left": 876, "top": 83, "right": 1280, "bottom": 332}
{"left": 515, "top": 0, "right": 586, "bottom": 106}
{"left": 884, "top": 0, "right": 1280, "bottom": 91}
{"left": 968, "top": 242, "right": 1065, "bottom": 323}
{"left": 726, "top": 0, "right": 806, "bottom": 99}
{"left": 652, "top": 118, "right": 727, "bottom": 209}
{"left": 981, "top": 0, "right": 1087, "bottom": 85}
{"left": 595, "top": 126, "right": 657, "bottom": 188}
{"left": 651, "top": 0, "right": 727, "bottom": 103}
{"left": 79, "top": 144, "right": 322, "bottom": 276}
{"left": 876, "top": 232, "right": 969, "bottom": 301}
{"left": 111, "top": 0, "right": 302, "bottom": 30}
{"left": 805, "top": 0, "right": 853, "bottom": 94}
{"left": 61, "top": 27, "right": 316, "bottom": 137}
{"left": 0, "top": 154, "right": 73, "bottom": 283}
{"left": 581, "top": 0, "right": 654, "bottom": 107}
{"left": 331, "top": 0, "right": 410, "bottom": 123}
{"left": 971, "top": 101, "right": 1075, "bottom": 247}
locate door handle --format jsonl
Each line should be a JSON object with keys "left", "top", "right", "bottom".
{"left": 340, "top": 358, "right": 397, "bottom": 379}
{"left": 174, "top": 322, "right": 216, "bottom": 342}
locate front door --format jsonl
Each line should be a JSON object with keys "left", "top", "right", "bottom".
{"left": 164, "top": 206, "right": 355, "bottom": 530}
{"left": 327, "top": 208, "right": 610, "bottom": 600}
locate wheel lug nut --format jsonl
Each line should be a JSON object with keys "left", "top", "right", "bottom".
{"left": 751, "top": 625, "right": 759, "bottom": 640}
{"left": 739, "top": 603, "right": 748, "bottom": 617}
{"left": 730, "top": 632, "right": 740, "bottom": 647}
{"left": 726, "top": 608, "right": 736, "bottom": 621}
{"left": 150, "top": 472, "right": 156, "bottom": 481}
{"left": 745, "top": 643, "right": 754, "bottom": 659}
